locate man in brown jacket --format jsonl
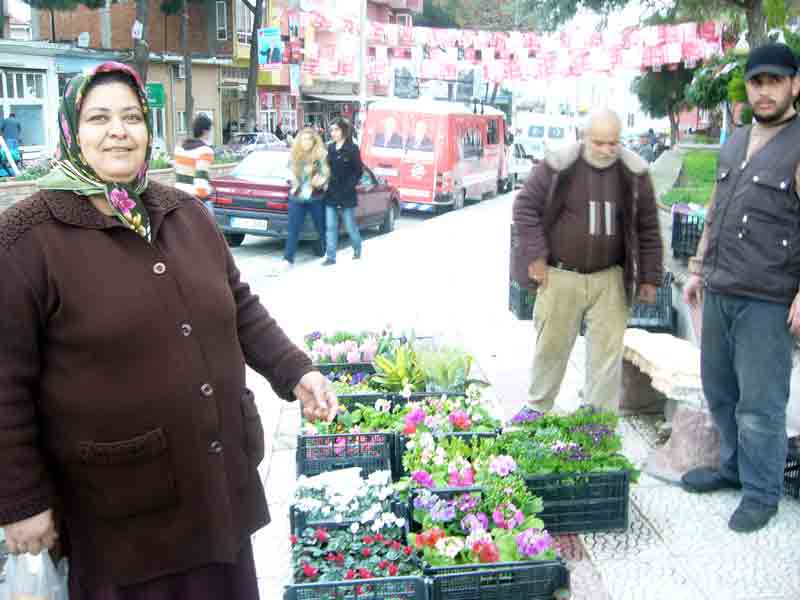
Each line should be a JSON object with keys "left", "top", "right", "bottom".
{"left": 512, "top": 109, "right": 663, "bottom": 412}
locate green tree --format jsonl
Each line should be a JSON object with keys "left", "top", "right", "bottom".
{"left": 631, "top": 65, "right": 695, "bottom": 144}
{"left": 27, "top": 0, "right": 105, "bottom": 42}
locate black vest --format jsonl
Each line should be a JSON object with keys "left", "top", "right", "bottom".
{"left": 704, "top": 116, "right": 800, "bottom": 304}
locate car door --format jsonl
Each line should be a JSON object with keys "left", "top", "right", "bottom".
{"left": 355, "top": 167, "right": 385, "bottom": 225}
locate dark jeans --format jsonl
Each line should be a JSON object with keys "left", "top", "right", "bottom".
{"left": 284, "top": 198, "right": 325, "bottom": 263}
{"left": 701, "top": 291, "right": 793, "bottom": 507}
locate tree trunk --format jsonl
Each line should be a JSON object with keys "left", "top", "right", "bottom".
{"left": 182, "top": 0, "right": 194, "bottom": 129}
{"left": 746, "top": 0, "right": 767, "bottom": 49}
{"left": 243, "top": 0, "right": 264, "bottom": 132}
{"left": 668, "top": 108, "right": 679, "bottom": 146}
{"left": 134, "top": 0, "right": 151, "bottom": 84}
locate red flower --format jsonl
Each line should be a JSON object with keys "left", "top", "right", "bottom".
{"left": 403, "top": 546, "right": 413, "bottom": 556}
{"left": 361, "top": 547, "right": 372, "bottom": 558}
{"left": 335, "top": 553, "right": 345, "bottom": 564}
{"left": 302, "top": 563, "right": 319, "bottom": 578}
{"left": 358, "top": 568, "right": 371, "bottom": 579}
{"left": 314, "top": 528, "right": 329, "bottom": 544}
{"left": 476, "top": 541, "right": 500, "bottom": 563}
{"left": 375, "top": 533, "right": 385, "bottom": 542}
{"left": 345, "top": 569, "right": 356, "bottom": 580}
{"left": 383, "top": 538, "right": 393, "bottom": 546}
{"left": 390, "top": 540, "right": 402, "bottom": 551}
{"left": 403, "top": 422, "right": 417, "bottom": 435}
{"left": 362, "top": 535, "right": 374, "bottom": 545}
{"left": 388, "top": 563, "right": 399, "bottom": 576}
{"left": 378, "top": 560, "right": 389, "bottom": 570}
{"left": 289, "top": 534, "right": 298, "bottom": 545}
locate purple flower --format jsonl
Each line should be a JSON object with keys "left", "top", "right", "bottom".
{"left": 510, "top": 406, "right": 543, "bottom": 425}
{"left": 109, "top": 188, "right": 136, "bottom": 214}
{"left": 489, "top": 455, "right": 517, "bottom": 477}
{"left": 492, "top": 503, "right": 525, "bottom": 530}
{"left": 411, "top": 470, "right": 434, "bottom": 488}
{"left": 456, "top": 493, "right": 478, "bottom": 512}
{"left": 551, "top": 440, "right": 587, "bottom": 461}
{"left": 413, "top": 492, "right": 437, "bottom": 511}
{"left": 351, "top": 371, "right": 369, "bottom": 386}
{"left": 430, "top": 499, "right": 456, "bottom": 523}
{"left": 571, "top": 424, "right": 614, "bottom": 445}
{"left": 406, "top": 406, "right": 426, "bottom": 426}
{"left": 460, "top": 512, "right": 489, "bottom": 533}
{"left": 515, "top": 528, "right": 553, "bottom": 558}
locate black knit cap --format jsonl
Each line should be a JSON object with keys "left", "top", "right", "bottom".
{"left": 745, "top": 43, "right": 799, "bottom": 80}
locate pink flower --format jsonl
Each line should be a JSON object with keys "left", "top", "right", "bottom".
{"left": 346, "top": 350, "right": 361, "bottom": 364}
{"left": 449, "top": 410, "right": 472, "bottom": 431}
{"left": 360, "top": 341, "right": 377, "bottom": 362}
{"left": 406, "top": 406, "right": 426, "bottom": 427}
{"left": 448, "top": 466, "right": 475, "bottom": 487}
{"left": 411, "top": 470, "right": 434, "bottom": 488}
{"left": 109, "top": 188, "right": 136, "bottom": 214}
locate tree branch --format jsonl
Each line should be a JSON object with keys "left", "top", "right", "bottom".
{"left": 241, "top": 0, "right": 255, "bottom": 14}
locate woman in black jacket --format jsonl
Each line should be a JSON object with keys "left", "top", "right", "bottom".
{"left": 324, "top": 117, "right": 364, "bottom": 265}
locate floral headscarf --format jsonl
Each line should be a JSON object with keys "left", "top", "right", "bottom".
{"left": 38, "top": 62, "right": 153, "bottom": 241}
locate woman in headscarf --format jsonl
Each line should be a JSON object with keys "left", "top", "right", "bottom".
{"left": 0, "top": 62, "right": 336, "bottom": 599}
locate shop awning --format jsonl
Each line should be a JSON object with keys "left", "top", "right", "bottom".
{"left": 301, "top": 94, "right": 360, "bottom": 104}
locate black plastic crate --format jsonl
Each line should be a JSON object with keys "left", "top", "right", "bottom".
{"left": 296, "top": 432, "right": 395, "bottom": 478}
{"left": 509, "top": 279, "right": 536, "bottom": 321}
{"left": 629, "top": 272, "right": 676, "bottom": 334}
{"left": 317, "top": 362, "right": 376, "bottom": 375}
{"left": 290, "top": 499, "right": 410, "bottom": 536}
{"left": 394, "top": 431, "right": 500, "bottom": 482}
{"left": 524, "top": 470, "right": 630, "bottom": 534}
{"left": 427, "top": 560, "right": 569, "bottom": 600}
{"left": 284, "top": 576, "right": 427, "bottom": 600}
{"left": 786, "top": 445, "right": 800, "bottom": 499}
{"left": 671, "top": 209, "right": 704, "bottom": 260}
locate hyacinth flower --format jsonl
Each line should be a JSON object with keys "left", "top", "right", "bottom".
{"left": 508, "top": 406, "right": 544, "bottom": 425}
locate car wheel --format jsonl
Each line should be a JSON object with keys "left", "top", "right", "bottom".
{"left": 225, "top": 233, "right": 245, "bottom": 247}
{"left": 453, "top": 189, "right": 466, "bottom": 211}
{"left": 512, "top": 174, "right": 518, "bottom": 189}
{"left": 380, "top": 201, "right": 398, "bottom": 234}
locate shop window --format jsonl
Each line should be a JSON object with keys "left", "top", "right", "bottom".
{"left": 216, "top": 1, "right": 228, "bottom": 41}
{"left": 487, "top": 119, "right": 499, "bottom": 145}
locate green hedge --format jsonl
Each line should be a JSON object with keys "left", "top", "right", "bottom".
{"left": 662, "top": 150, "right": 718, "bottom": 208}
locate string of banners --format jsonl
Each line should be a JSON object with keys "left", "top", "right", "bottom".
{"left": 288, "top": 15, "right": 722, "bottom": 83}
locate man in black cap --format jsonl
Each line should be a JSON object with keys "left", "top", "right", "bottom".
{"left": 683, "top": 42, "right": 800, "bottom": 532}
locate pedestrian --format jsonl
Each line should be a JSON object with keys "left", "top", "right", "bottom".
{"left": 280, "top": 127, "right": 329, "bottom": 270}
{"left": 174, "top": 113, "right": 215, "bottom": 213}
{"left": 511, "top": 108, "right": 663, "bottom": 415}
{"left": 323, "top": 117, "right": 363, "bottom": 265}
{"left": 1, "top": 111, "right": 22, "bottom": 150}
{"left": 0, "top": 62, "right": 338, "bottom": 598}
{"left": 682, "top": 43, "right": 800, "bottom": 533}
{"left": 274, "top": 122, "right": 284, "bottom": 140}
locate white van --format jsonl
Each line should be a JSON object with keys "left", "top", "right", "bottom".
{"left": 515, "top": 114, "right": 577, "bottom": 163}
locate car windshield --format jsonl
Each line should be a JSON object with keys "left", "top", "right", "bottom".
{"left": 232, "top": 152, "right": 292, "bottom": 182}
{"left": 548, "top": 127, "right": 565, "bottom": 139}
{"left": 528, "top": 125, "right": 545, "bottom": 138}
{"left": 233, "top": 134, "right": 257, "bottom": 145}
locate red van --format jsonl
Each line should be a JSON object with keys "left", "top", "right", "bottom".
{"left": 362, "top": 99, "right": 510, "bottom": 213}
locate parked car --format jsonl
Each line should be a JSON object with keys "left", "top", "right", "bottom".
{"left": 223, "top": 131, "right": 286, "bottom": 156}
{"left": 210, "top": 149, "right": 402, "bottom": 248}
{"left": 506, "top": 142, "right": 537, "bottom": 189}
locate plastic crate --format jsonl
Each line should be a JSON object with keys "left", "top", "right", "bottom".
{"left": 524, "top": 470, "right": 630, "bottom": 534}
{"left": 296, "top": 432, "right": 394, "bottom": 478}
{"left": 509, "top": 279, "right": 536, "bottom": 321}
{"left": 317, "top": 362, "right": 376, "bottom": 375}
{"left": 629, "top": 272, "right": 676, "bottom": 334}
{"left": 284, "top": 576, "right": 427, "bottom": 600}
{"left": 786, "top": 445, "right": 800, "bottom": 499}
{"left": 394, "top": 431, "right": 500, "bottom": 482}
{"left": 671, "top": 207, "right": 704, "bottom": 261}
{"left": 427, "top": 560, "right": 569, "bottom": 600}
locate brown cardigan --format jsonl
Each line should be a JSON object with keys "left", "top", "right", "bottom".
{"left": 0, "top": 182, "right": 313, "bottom": 589}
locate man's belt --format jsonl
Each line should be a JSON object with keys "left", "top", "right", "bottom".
{"left": 548, "top": 259, "right": 608, "bottom": 275}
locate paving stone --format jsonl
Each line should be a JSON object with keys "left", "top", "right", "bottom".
{"left": 264, "top": 449, "right": 298, "bottom": 506}
{"left": 581, "top": 504, "right": 665, "bottom": 561}
{"left": 568, "top": 559, "right": 612, "bottom": 600}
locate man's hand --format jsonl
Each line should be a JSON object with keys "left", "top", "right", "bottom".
{"left": 294, "top": 371, "right": 339, "bottom": 423}
{"left": 787, "top": 290, "right": 800, "bottom": 336}
{"left": 683, "top": 274, "right": 704, "bottom": 308}
{"left": 638, "top": 283, "right": 658, "bottom": 304}
{"left": 527, "top": 258, "right": 548, "bottom": 289}
{"left": 3, "top": 509, "right": 58, "bottom": 556}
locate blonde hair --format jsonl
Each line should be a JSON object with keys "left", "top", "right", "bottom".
{"left": 291, "top": 128, "right": 327, "bottom": 178}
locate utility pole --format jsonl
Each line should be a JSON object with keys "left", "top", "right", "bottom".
{"left": 359, "top": 0, "right": 367, "bottom": 132}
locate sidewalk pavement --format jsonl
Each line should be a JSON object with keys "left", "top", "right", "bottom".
{"left": 246, "top": 194, "right": 800, "bottom": 600}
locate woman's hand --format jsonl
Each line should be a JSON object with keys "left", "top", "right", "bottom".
{"left": 3, "top": 508, "right": 58, "bottom": 555}
{"left": 294, "top": 372, "right": 339, "bottom": 423}
{"left": 311, "top": 175, "right": 326, "bottom": 188}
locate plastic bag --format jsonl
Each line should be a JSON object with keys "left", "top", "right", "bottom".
{"left": 3, "top": 552, "right": 67, "bottom": 600}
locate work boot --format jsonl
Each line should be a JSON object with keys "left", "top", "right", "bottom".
{"left": 729, "top": 499, "right": 778, "bottom": 533}
{"left": 681, "top": 467, "right": 741, "bottom": 493}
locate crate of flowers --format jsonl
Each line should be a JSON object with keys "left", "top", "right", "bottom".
{"left": 786, "top": 437, "right": 799, "bottom": 499}
{"left": 296, "top": 430, "right": 395, "bottom": 478}
{"left": 499, "top": 406, "right": 636, "bottom": 534}
{"left": 407, "top": 473, "right": 570, "bottom": 600}
{"left": 290, "top": 469, "right": 403, "bottom": 535}
{"left": 304, "top": 327, "right": 431, "bottom": 369}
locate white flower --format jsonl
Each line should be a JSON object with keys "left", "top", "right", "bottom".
{"left": 420, "top": 433, "right": 435, "bottom": 450}
{"left": 322, "top": 506, "right": 331, "bottom": 515}
{"left": 396, "top": 517, "right": 406, "bottom": 528}
{"left": 350, "top": 522, "right": 360, "bottom": 534}
{"left": 334, "top": 514, "right": 343, "bottom": 523}
{"left": 401, "top": 383, "right": 412, "bottom": 399}
{"left": 374, "top": 398, "right": 392, "bottom": 413}
{"left": 406, "top": 439, "right": 417, "bottom": 451}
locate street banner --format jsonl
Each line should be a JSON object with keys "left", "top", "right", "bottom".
{"left": 258, "top": 27, "right": 284, "bottom": 72}
{"left": 290, "top": 64, "right": 301, "bottom": 96}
